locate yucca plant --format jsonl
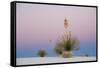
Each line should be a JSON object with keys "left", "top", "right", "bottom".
{"left": 37, "top": 49, "right": 46, "bottom": 57}
{"left": 54, "top": 33, "right": 80, "bottom": 58}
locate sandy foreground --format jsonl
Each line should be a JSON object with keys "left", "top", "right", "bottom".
{"left": 17, "top": 57, "right": 96, "bottom": 65}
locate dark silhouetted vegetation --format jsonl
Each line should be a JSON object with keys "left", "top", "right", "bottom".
{"left": 37, "top": 49, "right": 46, "bottom": 57}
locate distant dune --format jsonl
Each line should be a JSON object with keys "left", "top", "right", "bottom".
{"left": 17, "top": 57, "right": 96, "bottom": 65}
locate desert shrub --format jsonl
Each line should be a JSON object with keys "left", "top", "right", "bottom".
{"left": 54, "top": 33, "right": 80, "bottom": 55}
{"left": 37, "top": 49, "right": 46, "bottom": 57}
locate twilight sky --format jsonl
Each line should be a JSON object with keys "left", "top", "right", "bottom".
{"left": 16, "top": 3, "right": 96, "bottom": 58}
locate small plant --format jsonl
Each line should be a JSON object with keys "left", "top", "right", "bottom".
{"left": 37, "top": 49, "right": 46, "bottom": 57}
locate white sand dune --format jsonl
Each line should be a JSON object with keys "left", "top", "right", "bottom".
{"left": 17, "top": 57, "right": 96, "bottom": 65}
